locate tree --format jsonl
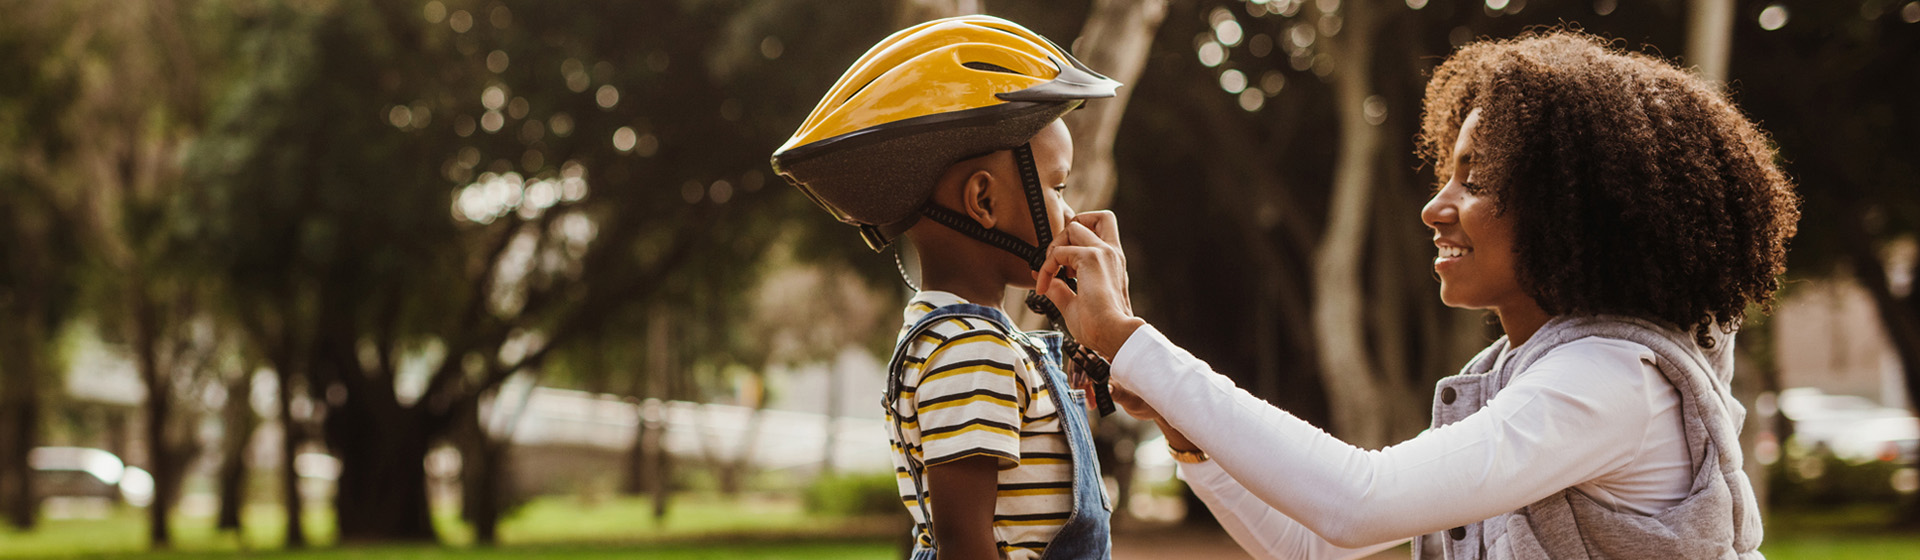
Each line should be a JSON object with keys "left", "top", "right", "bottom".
{"left": 189, "top": 0, "right": 904, "bottom": 543}
{"left": 0, "top": 10, "right": 73, "bottom": 530}
{"left": 1727, "top": 0, "right": 1920, "bottom": 525}
{"left": 0, "top": 0, "right": 224, "bottom": 543}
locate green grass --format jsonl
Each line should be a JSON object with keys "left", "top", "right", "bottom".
{"left": 55, "top": 541, "right": 897, "bottom": 560}
{"left": 0, "top": 494, "right": 901, "bottom": 559}
{"left": 1762, "top": 535, "right": 1920, "bottom": 560}
{"left": 1759, "top": 502, "right": 1920, "bottom": 560}
{"left": 4, "top": 494, "right": 1915, "bottom": 559}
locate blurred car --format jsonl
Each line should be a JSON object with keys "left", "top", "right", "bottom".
{"left": 1830, "top": 416, "right": 1919, "bottom": 466}
{"left": 1775, "top": 387, "right": 1910, "bottom": 459}
{"left": 28, "top": 447, "right": 154, "bottom": 507}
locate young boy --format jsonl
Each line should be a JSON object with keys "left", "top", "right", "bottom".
{"left": 770, "top": 16, "right": 1118, "bottom": 560}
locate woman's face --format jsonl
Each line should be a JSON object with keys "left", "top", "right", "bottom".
{"left": 1420, "top": 108, "right": 1530, "bottom": 311}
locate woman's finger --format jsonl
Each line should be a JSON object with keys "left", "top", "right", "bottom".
{"left": 1071, "top": 211, "right": 1122, "bottom": 249}
{"left": 1039, "top": 246, "right": 1099, "bottom": 306}
{"left": 1036, "top": 254, "right": 1073, "bottom": 304}
{"left": 1061, "top": 221, "right": 1111, "bottom": 250}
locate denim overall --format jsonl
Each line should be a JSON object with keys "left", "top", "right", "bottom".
{"left": 886, "top": 303, "right": 1112, "bottom": 560}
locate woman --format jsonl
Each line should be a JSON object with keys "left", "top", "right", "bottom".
{"left": 1037, "top": 31, "right": 1798, "bottom": 559}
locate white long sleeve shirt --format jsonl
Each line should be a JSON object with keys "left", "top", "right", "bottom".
{"left": 1110, "top": 325, "right": 1693, "bottom": 560}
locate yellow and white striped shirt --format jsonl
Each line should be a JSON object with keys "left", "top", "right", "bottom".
{"left": 887, "top": 291, "right": 1074, "bottom": 559}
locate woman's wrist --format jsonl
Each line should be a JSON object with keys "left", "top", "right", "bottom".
{"left": 1157, "top": 419, "right": 1208, "bottom": 463}
{"left": 1157, "top": 419, "right": 1199, "bottom": 452}
{"left": 1088, "top": 315, "right": 1146, "bottom": 359}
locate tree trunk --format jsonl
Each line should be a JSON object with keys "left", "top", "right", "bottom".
{"left": 216, "top": 370, "right": 258, "bottom": 533}
{"left": 623, "top": 374, "right": 650, "bottom": 496}
{"left": 327, "top": 394, "right": 437, "bottom": 543}
{"left": 131, "top": 287, "right": 174, "bottom": 549}
{"left": 1845, "top": 232, "right": 1920, "bottom": 526}
{"left": 1687, "top": 0, "right": 1776, "bottom": 520}
{"left": 0, "top": 314, "right": 42, "bottom": 530}
{"left": 1063, "top": 0, "right": 1168, "bottom": 213}
{"left": 644, "top": 399, "right": 672, "bottom": 522}
{"left": 1686, "top": 0, "right": 1735, "bottom": 83}
{"left": 271, "top": 343, "right": 307, "bottom": 548}
{"left": 456, "top": 403, "right": 505, "bottom": 546}
{"left": 1310, "top": 0, "right": 1405, "bottom": 450}
{"left": 645, "top": 308, "right": 674, "bottom": 521}
{"left": 822, "top": 358, "right": 842, "bottom": 475}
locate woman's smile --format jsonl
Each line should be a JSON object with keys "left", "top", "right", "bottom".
{"left": 1434, "top": 242, "right": 1471, "bottom": 271}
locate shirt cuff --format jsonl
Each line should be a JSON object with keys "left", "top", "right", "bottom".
{"left": 1110, "top": 323, "right": 1169, "bottom": 388}
{"left": 1176, "top": 457, "right": 1233, "bottom": 487}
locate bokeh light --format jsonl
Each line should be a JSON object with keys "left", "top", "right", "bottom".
{"left": 1198, "top": 42, "right": 1226, "bottom": 67}
{"left": 613, "top": 126, "right": 637, "bottom": 152}
{"left": 1219, "top": 69, "right": 1248, "bottom": 94}
{"left": 596, "top": 85, "right": 620, "bottom": 109}
{"left": 482, "top": 85, "right": 506, "bottom": 110}
{"left": 1260, "top": 71, "right": 1287, "bottom": 96}
{"left": 1363, "top": 95, "right": 1387, "bottom": 126}
{"left": 487, "top": 50, "right": 509, "bottom": 73}
{"left": 489, "top": 5, "right": 511, "bottom": 29}
{"left": 1759, "top": 5, "right": 1789, "bottom": 31}
{"left": 449, "top": 10, "right": 472, "bottom": 33}
{"left": 1215, "top": 19, "right": 1244, "bottom": 47}
{"left": 681, "top": 180, "right": 703, "bottom": 204}
{"left": 562, "top": 59, "right": 590, "bottom": 93}
{"left": 1238, "top": 89, "right": 1264, "bottom": 112}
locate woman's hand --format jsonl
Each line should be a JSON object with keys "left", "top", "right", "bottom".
{"left": 1037, "top": 211, "right": 1145, "bottom": 359}
{"left": 1114, "top": 381, "right": 1205, "bottom": 456}
{"left": 1110, "top": 380, "right": 1160, "bottom": 421}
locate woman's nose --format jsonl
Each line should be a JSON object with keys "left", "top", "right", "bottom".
{"left": 1421, "top": 188, "right": 1456, "bottom": 230}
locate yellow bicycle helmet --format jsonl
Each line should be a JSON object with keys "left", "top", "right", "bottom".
{"left": 771, "top": 15, "right": 1120, "bottom": 252}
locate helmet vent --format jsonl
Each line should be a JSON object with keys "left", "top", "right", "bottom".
{"left": 962, "top": 61, "right": 1024, "bottom": 76}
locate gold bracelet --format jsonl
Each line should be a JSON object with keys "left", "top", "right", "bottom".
{"left": 1168, "top": 446, "right": 1209, "bottom": 464}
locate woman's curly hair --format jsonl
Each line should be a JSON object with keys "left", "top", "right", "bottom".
{"left": 1417, "top": 30, "right": 1800, "bottom": 346}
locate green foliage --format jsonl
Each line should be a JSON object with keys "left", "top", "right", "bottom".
{"left": 1770, "top": 453, "right": 1916, "bottom": 507}
{"left": 802, "top": 471, "right": 903, "bottom": 518}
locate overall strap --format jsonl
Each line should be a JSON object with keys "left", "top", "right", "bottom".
{"left": 885, "top": 303, "right": 1029, "bottom": 551}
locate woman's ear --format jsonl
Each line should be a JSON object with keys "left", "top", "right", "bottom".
{"left": 961, "top": 169, "right": 997, "bottom": 229}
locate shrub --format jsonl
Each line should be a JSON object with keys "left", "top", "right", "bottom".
{"left": 804, "top": 471, "right": 901, "bottom": 517}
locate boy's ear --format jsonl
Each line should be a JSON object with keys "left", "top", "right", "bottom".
{"left": 961, "top": 169, "right": 996, "bottom": 229}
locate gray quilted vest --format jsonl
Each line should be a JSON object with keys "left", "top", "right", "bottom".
{"left": 1411, "top": 315, "right": 1764, "bottom": 560}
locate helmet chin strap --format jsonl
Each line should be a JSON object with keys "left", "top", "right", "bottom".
{"left": 916, "top": 143, "right": 1115, "bottom": 417}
